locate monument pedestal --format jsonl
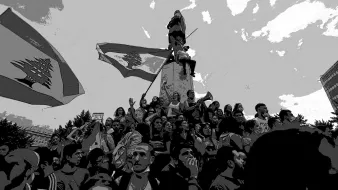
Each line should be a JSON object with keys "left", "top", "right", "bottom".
{"left": 159, "top": 61, "right": 194, "bottom": 104}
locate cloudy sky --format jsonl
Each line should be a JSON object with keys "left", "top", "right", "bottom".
{"left": 0, "top": 0, "right": 337, "bottom": 129}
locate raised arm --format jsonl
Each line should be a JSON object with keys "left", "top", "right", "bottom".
{"left": 129, "top": 98, "right": 141, "bottom": 124}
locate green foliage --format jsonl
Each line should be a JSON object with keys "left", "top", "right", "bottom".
{"left": 0, "top": 119, "right": 33, "bottom": 149}
{"left": 49, "top": 110, "right": 92, "bottom": 142}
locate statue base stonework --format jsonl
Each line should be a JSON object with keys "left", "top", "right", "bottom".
{"left": 159, "top": 61, "right": 194, "bottom": 104}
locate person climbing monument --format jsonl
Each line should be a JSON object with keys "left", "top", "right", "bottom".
{"left": 167, "top": 10, "right": 186, "bottom": 51}
{"left": 177, "top": 46, "right": 196, "bottom": 77}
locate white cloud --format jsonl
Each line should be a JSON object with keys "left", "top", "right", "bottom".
{"left": 252, "top": 1, "right": 338, "bottom": 43}
{"left": 253, "top": 4, "right": 259, "bottom": 14}
{"left": 298, "top": 39, "right": 303, "bottom": 49}
{"left": 227, "top": 0, "right": 252, "bottom": 16}
{"left": 142, "top": 27, "right": 151, "bottom": 38}
{"left": 150, "top": 0, "right": 155, "bottom": 9}
{"left": 241, "top": 28, "right": 248, "bottom": 41}
{"left": 187, "top": 48, "right": 196, "bottom": 58}
{"left": 276, "top": 50, "right": 285, "bottom": 56}
{"left": 294, "top": 68, "right": 298, "bottom": 71}
{"left": 193, "top": 72, "right": 210, "bottom": 87}
{"left": 202, "top": 11, "right": 213, "bottom": 24}
{"left": 279, "top": 88, "right": 334, "bottom": 124}
{"left": 181, "top": 0, "right": 197, "bottom": 11}
{"left": 323, "top": 16, "right": 338, "bottom": 37}
{"left": 270, "top": 0, "right": 277, "bottom": 7}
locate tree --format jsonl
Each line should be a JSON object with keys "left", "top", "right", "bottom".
{"left": 73, "top": 110, "right": 91, "bottom": 127}
{"left": 314, "top": 119, "right": 334, "bottom": 131}
{"left": 0, "top": 119, "right": 33, "bottom": 149}
{"left": 296, "top": 114, "right": 308, "bottom": 126}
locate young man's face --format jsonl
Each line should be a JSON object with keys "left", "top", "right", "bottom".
{"left": 258, "top": 105, "right": 268, "bottom": 115}
{"left": 0, "top": 145, "right": 9, "bottom": 157}
{"left": 68, "top": 149, "right": 83, "bottom": 166}
{"left": 131, "top": 144, "right": 153, "bottom": 173}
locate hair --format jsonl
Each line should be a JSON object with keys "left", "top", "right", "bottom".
{"left": 233, "top": 103, "right": 242, "bottom": 112}
{"left": 243, "top": 129, "right": 332, "bottom": 190}
{"left": 244, "top": 120, "right": 256, "bottom": 133}
{"left": 187, "top": 89, "right": 194, "bottom": 96}
{"left": 218, "top": 116, "right": 242, "bottom": 135}
{"left": 135, "top": 123, "right": 151, "bottom": 143}
{"left": 63, "top": 143, "right": 82, "bottom": 161}
{"left": 216, "top": 146, "right": 235, "bottom": 173}
{"left": 268, "top": 117, "right": 278, "bottom": 129}
{"left": 138, "top": 143, "right": 155, "bottom": 157}
{"left": 233, "top": 110, "right": 244, "bottom": 117}
{"left": 279, "top": 109, "right": 291, "bottom": 122}
{"left": 114, "top": 107, "right": 126, "bottom": 117}
{"left": 34, "top": 147, "right": 53, "bottom": 165}
{"left": 87, "top": 148, "right": 105, "bottom": 165}
{"left": 224, "top": 104, "right": 233, "bottom": 116}
{"left": 255, "top": 103, "right": 266, "bottom": 112}
{"left": 172, "top": 91, "right": 181, "bottom": 102}
{"left": 112, "top": 119, "right": 120, "bottom": 124}
{"left": 171, "top": 142, "right": 194, "bottom": 160}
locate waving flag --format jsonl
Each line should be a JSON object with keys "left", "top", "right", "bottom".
{"left": 0, "top": 8, "right": 84, "bottom": 107}
{"left": 96, "top": 43, "right": 173, "bottom": 82}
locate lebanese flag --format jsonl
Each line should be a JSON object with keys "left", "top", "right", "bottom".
{"left": 0, "top": 8, "right": 84, "bottom": 107}
{"left": 96, "top": 43, "right": 173, "bottom": 82}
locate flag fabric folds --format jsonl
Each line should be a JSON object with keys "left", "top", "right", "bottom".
{"left": 96, "top": 43, "right": 173, "bottom": 82}
{"left": 0, "top": 8, "right": 84, "bottom": 107}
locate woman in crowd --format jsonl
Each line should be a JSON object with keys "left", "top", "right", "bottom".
{"left": 162, "top": 82, "right": 185, "bottom": 122}
{"left": 224, "top": 104, "right": 233, "bottom": 117}
{"left": 114, "top": 107, "right": 126, "bottom": 122}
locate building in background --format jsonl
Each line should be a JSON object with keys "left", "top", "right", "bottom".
{"left": 320, "top": 60, "right": 338, "bottom": 111}
{"left": 21, "top": 125, "right": 54, "bottom": 147}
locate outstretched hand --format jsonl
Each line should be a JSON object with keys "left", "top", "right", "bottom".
{"left": 129, "top": 98, "right": 136, "bottom": 107}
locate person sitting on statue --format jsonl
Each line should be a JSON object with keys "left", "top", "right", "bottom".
{"left": 177, "top": 46, "right": 196, "bottom": 77}
{"left": 167, "top": 10, "right": 186, "bottom": 50}
{"left": 162, "top": 81, "right": 185, "bottom": 122}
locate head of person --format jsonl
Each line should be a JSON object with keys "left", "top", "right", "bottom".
{"left": 244, "top": 120, "right": 256, "bottom": 136}
{"left": 255, "top": 103, "right": 268, "bottom": 116}
{"left": 131, "top": 143, "right": 155, "bottom": 173}
{"left": 279, "top": 109, "right": 294, "bottom": 123}
{"left": 219, "top": 116, "right": 242, "bottom": 135}
{"left": 216, "top": 109, "right": 224, "bottom": 117}
{"left": 171, "top": 143, "right": 196, "bottom": 176}
{"left": 211, "top": 115, "right": 219, "bottom": 125}
{"left": 210, "top": 101, "right": 220, "bottom": 110}
{"left": 172, "top": 91, "right": 181, "bottom": 102}
{"left": 224, "top": 104, "right": 233, "bottom": 116}
{"left": 159, "top": 97, "right": 165, "bottom": 106}
{"left": 63, "top": 143, "right": 83, "bottom": 167}
{"left": 4, "top": 149, "right": 39, "bottom": 189}
{"left": 50, "top": 134, "right": 60, "bottom": 145}
{"left": 105, "top": 117, "right": 113, "bottom": 127}
{"left": 268, "top": 117, "right": 282, "bottom": 130}
{"left": 33, "top": 147, "right": 53, "bottom": 177}
{"left": 140, "top": 99, "right": 148, "bottom": 108}
{"left": 177, "top": 114, "right": 185, "bottom": 121}
{"left": 174, "top": 10, "right": 182, "bottom": 17}
{"left": 175, "top": 120, "right": 189, "bottom": 132}
{"left": 187, "top": 90, "right": 195, "bottom": 99}
{"left": 233, "top": 103, "right": 244, "bottom": 112}
{"left": 161, "top": 115, "right": 167, "bottom": 124}
{"left": 200, "top": 123, "right": 212, "bottom": 137}
{"left": 111, "top": 119, "right": 120, "bottom": 131}
{"left": 151, "top": 116, "right": 163, "bottom": 133}
{"left": 114, "top": 107, "right": 126, "bottom": 118}
{"left": 88, "top": 148, "right": 105, "bottom": 169}
{"left": 152, "top": 96, "right": 159, "bottom": 103}
{"left": 233, "top": 110, "right": 244, "bottom": 118}
{"left": 243, "top": 129, "right": 332, "bottom": 190}
{"left": 163, "top": 121, "right": 173, "bottom": 133}
{"left": 216, "top": 146, "right": 246, "bottom": 176}
{"left": 0, "top": 144, "right": 10, "bottom": 157}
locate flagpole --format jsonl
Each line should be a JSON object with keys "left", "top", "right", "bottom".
{"left": 144, "top": 50, "right": 173, "bottom": 96}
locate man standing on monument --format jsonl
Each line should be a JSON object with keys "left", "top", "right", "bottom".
{"left": 167, "top": 10, "right": 197, "bottom": 77}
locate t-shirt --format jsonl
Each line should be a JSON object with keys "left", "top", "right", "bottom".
{"left": 254, "top": 117, "right": 269, "bottom": 134}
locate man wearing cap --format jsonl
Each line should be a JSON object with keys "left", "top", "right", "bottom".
{"left": 2, "top": 148, "right": 40, "bottom": 190}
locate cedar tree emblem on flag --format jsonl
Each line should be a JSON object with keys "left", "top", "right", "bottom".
{"left": 96, "top": 43, "right": 173, "bottom": 82}
{"left": 0, "top": 8, "right": 84, "bottom": 107}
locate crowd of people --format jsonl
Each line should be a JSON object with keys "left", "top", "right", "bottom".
{"left": 1, "top": 88, "right": 338, "bottom": 190}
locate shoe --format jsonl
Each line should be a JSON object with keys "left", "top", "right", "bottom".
{"left": 190, "top": 72, "right": 195, "bottom": 77}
